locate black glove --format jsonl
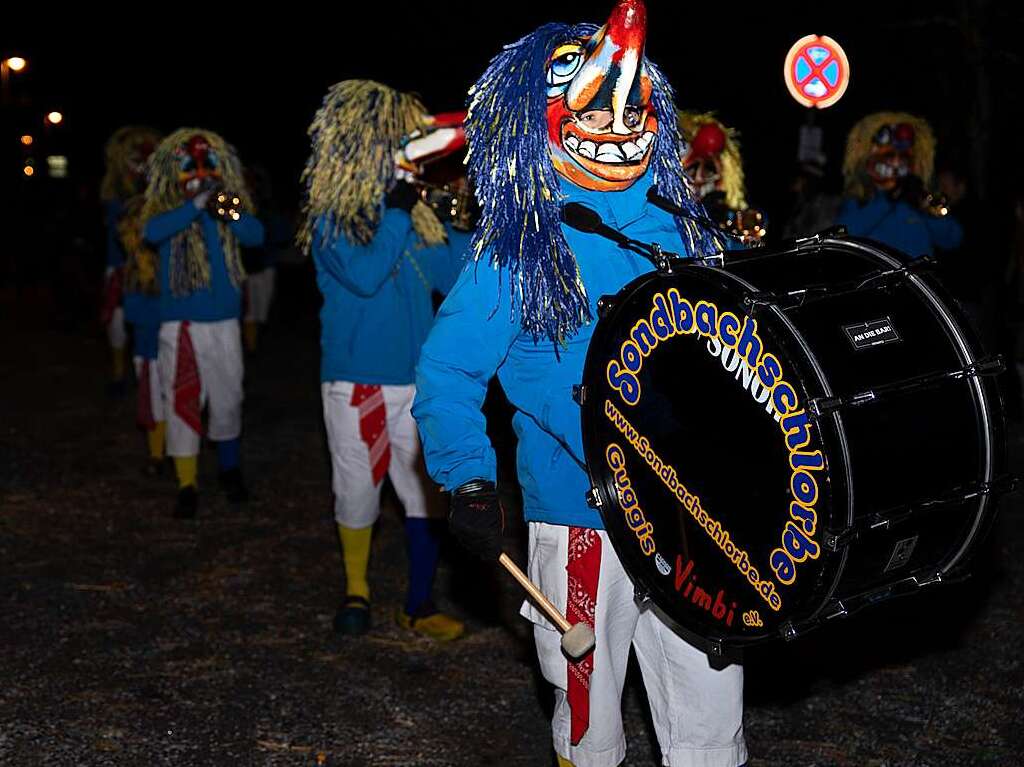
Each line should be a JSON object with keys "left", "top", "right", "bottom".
{"left": 449, "top": 479, "right": 504, "bottom": 561}
{"left": 384, "top": 180, "right": 419, "bottom": 212}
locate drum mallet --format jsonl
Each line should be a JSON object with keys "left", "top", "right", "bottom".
{"left": 498, "top": 552, "right": 596, "bottom": 660}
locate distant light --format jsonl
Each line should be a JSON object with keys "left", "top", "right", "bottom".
{"left": 47, "top": 155, "right": 68, "bottom": 178}
{"left": 23, "top": 165, "right": 34, "bottom": 177}
{"left": 20, "top": 134, "right": 33, "bottom": 146}
{"left": 46, "top": 111, "right": 63, "bottom": 125}
{"left": 5, "top": 57, "right": 27, "bottom": 72}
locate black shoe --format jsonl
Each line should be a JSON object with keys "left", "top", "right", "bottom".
{"left": 333, "top": 596, "right": 371, "bottom": 636}
{"left": 174, "top": 486, "right": 198, "bottom": 519}
{"left": 219, "top": 467, "right": 249, "bottom": 503}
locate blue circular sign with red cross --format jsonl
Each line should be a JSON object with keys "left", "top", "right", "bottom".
{"left": 784, "top": 35, "right": 850, "bottom": 109}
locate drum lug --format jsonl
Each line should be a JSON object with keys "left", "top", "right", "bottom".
{"left": 651, "top": 242, "right": 675, "bottom": 274}
{"left": 706, "top": 637, "right": 725, "bottom": 658}
{"left": 585, "top": 487, "right": 603, "bottom": 509}
{"left": 915, "top": 571, "right": 943, "bottom": 588}
{"left": 779, "top": 621, "right": 800, "bottom": 641}
{"left": 795, "top": 226, "right": 847, "bottom": 250}
{"left": 572, "top": 384, "right": 585, "bottom": 405}
{"left": 824, "top": 527, "right": 857, "bottom": 551}
{"left": 633, "top": 584, "right": 651, "bottom": 606}
{"left": 597, "top": 295, "right": 616, "bottom": 318}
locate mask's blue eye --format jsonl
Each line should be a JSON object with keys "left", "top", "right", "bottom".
{"left": 547, "top": 44, "right": 585, "bottom": 87}
{"left": 206, "top": 149, "right": 219, "bottom": 170}
{"left": 180, "top": 156, "right": 195, "bottom": 173}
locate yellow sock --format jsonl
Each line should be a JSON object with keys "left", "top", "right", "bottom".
{"left": 174, "top": 455, "right": 198, "bottom": 489}
{"left": 243, "top": 321, "right": 258, "bottom": 352}
{"left": 112, "top": 347, "right": 126, "bottom": 380}
{"left": 556, "top": 756, "right": 575, "bottom": 767}
{"left": 338, "top": 523, "right": 372, "bottom": 601}
{"left": 147, "top": 421, "right": 166, "bottom": 460}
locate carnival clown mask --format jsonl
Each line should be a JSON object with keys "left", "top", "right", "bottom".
{"left": 682, "top": 122, "right": 726, "bottom": 200}
{"left": 176, "top": 134, "right": 223, "bottom": 198}
{"left": 866, "top": 123, "right": 915, "bottom": 191}
{"left": 546, "top": 0, "right": 656, "bottom": 191}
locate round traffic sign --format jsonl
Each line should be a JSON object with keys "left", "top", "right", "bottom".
{"left": 784, "top": 35, "right": 850, "bottom": 109}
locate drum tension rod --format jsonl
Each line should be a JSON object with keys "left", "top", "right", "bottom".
{"left": 809, "top": 355, "right": 1004, "bottom": 417}
{"left": 823, "top": 475, "right": 1017, "bottom": 552}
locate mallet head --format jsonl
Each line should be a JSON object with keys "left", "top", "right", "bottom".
{"left": 560, "top": 622, "right": 596, "bottom": 660}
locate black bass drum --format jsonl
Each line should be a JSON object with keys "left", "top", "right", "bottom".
{"left": 579, "top": 233, "right": 1007, "bottom": 654}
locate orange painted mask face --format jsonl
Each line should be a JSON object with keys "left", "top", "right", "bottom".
{"left": 546, "top": 0, "right": 656, "bottom": 192}
{"left": 175, "top": 134, "right": 222, "bottom": 198}
{"left": 867, "top": 123, "right": 915, "bottom": 191}
{"left": 682, "top": 123, "right": 726, "bottom": 200}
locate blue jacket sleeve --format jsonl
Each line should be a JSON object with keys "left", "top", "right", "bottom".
{"left": 413, "top": 260, "right": 519, "bottom": 490}
{"left": 312, "top": 209, "right": 412, "bottom": 298}
{"left": 229, "top": 213, "right": 265, "bottom": 248}
{"left": 422, "top": 226, "right": 472, "bottom": 295}
{"left": 144, "top": 202, "right": 202, "bottom": 244}
{"left": 925, "top": 213, "right": 964, "bottom": 251}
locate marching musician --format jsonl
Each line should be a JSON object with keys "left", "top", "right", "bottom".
{"left": 679, "top": 111, "right": 766, "bottom": 243}
{"left": 100, "top": 126, "right": 162, "bottom": 397}
{"left": 299, "top": 81, "right": 471, "bottom": 641}
{"left": 836, "top": 112, "right": 963, "bottom": 258}
{"left": 412, "top": 2, "right": 748, "bottom": 765}
{"left": 142, "top": 129, "right": 264, "bottom": 519}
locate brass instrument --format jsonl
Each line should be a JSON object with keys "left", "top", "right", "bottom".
{"left": 208, "top": 189, "right": 243, "bottom": 222}
{"left": 720, "top": 206, "right": 767, "bottom": 244}
{"left": 922, "top": 191, "right": 950, "bottom": 218}
{"left": 411, "top": 177, "right": 478, "bottom": 232}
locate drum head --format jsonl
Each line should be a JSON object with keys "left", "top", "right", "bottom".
{"left": 580, "top": 263, "right": 843, "bottom": 647}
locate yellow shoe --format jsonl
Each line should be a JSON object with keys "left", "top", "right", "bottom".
{"left": 396, "top": 606, "right": 465, "bottom": 642}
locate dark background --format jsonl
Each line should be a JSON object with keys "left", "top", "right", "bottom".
{"left": 2, "top": 1, "right": 1021, "bottom": 228}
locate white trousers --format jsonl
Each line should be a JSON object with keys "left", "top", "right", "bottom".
{"left": 245, "top": 267, "right": 276, "bottom": 324}
{"left": 522, "top": 523, "right": 747, "bottom": 767}
{"left": 321, "top": 381, "right": 442, "bottom": 528}
{"left": 158, "top": 319, "right": 244, "bottom": 457}
{"left": 133, "top": 356, "right": 166, "bottom": 423}
{"left": 107, "top": 306, "right": 127, "bottom": 350}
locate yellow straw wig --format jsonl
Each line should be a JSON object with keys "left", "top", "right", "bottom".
{"left": 299, "top": 80, "right": 445, "bottom": 252}
{"left": 843, "top": 112, "right": 935, "bottom": 201}
{"left": 100, "top": 126, "right": 163, "bottom": 202}
{"left": 141, "top": 128, "right": 251, "bottom": 297}
{"left": 678, "top": 111, "right": 747, "bottom": 210}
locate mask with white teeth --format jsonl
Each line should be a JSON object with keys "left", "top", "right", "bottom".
{"left": 175, "top": 134, "right": 223, "bottom": 199}
{"left": 866, "top": 122, "right": 916, "bottom": 192}
{"left": 546, "top": 0, "right": 657, "bottom": 191}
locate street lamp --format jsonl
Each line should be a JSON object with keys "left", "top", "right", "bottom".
{"left": 1, "top": 56, "right": 28, "bottom": 106}
{"left": 20, "top": 134, "right": 33, "bottom": 146}
{"left": 4, "top": 57, "right": 27, "bottom": 72}
{"left": 46, "top": 111, "right": 63, "bottom": 125}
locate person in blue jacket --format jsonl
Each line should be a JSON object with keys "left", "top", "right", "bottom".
{"left": 142, "top": 128, "right": 264, "bottom": 519}
{"left": 299, "top": 80, "right": 471, "bottom": 641}
{"left": 412, "top": 3, "right": 748, "bottom": 766}
{"left": 118, "top": 195, "right": 168, "bottom": 475}
{"left": 99, "top": 126, "right": 162, "bottom": 396}
{"left": 836, "top": 112, "right": 962, "bottom": 258}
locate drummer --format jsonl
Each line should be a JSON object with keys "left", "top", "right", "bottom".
{"left": 412, "top": 2, "right": 748, "bottom": 766}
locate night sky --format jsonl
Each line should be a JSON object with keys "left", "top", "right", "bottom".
{"left": 4, "top": 2, "right": 1022, "bottom": 224}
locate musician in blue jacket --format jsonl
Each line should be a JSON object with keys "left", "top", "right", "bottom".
{"left": 412, "top": 3, "right": 748, "bottom": 766}
{"left": 836, "top": 112, "right": 962, "bottom": 259}
{"left": 300, "top": 80, "right": 471, "bottom": 641}
{"left": 142, "top": 128, "right": 264, "bottom": 519}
